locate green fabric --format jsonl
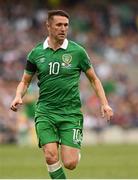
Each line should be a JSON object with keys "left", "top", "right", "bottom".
{"left": 25, "top": 40, "right": 92, "bottom": 114}
{"left": 24, "top": 102, "right": 35, "bottom": 119}
{"left": 49, "top": 167, "right": 66, "bottom": 179}
{"left": 35, "top": 112, "right": 83, "bottom": 148}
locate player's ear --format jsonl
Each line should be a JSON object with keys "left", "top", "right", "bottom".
{"left": 46, "top": 21, "right": 49, "bottom": 29}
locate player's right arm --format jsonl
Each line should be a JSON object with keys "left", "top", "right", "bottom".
{"left": 10, "top": 72, "right": 33, "bottom": 112}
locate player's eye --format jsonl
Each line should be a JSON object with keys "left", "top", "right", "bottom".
{"left": 56, "top": 23, "right": 68, "bottom": 27}
{"left": 56, "top": 23, "right": 62, "bottom": 27}
{"left": 64, "top": 23, "right": 68, "bottom": 27}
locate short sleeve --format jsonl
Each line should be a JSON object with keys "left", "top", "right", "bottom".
{"left": 27, "top": 48, "right": 35, "bottom": 64}
{"left": 79, "top": 48, "right": 92, "bottom": 72}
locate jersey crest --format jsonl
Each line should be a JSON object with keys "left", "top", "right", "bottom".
{"left": 62, "top": 54, "right": 72, "bottom": 68}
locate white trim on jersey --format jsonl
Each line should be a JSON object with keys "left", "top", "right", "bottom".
{"left": 43, "top": 37, "right": 68, "bottom": 50}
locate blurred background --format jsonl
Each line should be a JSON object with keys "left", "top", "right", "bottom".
{"left": 0, "top": 0, "right": 138, "bottom": 178}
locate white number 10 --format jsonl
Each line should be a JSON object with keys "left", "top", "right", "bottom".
{"left": 49, "top": 62, "right": 60, "bottom": 75}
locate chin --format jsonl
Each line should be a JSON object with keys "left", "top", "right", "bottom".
{"left": 58, "top": 35, "right": 66, "bottom": 39}
{"left": 58, "top": 37, "right": 65, "bottom": 41}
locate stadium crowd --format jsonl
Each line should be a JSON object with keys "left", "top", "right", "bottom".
{"left": 0, "top": 0, "right": 138, "bottom": 144}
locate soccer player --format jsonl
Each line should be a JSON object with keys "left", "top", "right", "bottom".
{"left": 10, "top": 10, "right": 113, "bottom": 179}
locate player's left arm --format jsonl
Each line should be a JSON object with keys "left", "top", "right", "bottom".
{"left": 85, "top": 67, "right": 113, "bottom": 121}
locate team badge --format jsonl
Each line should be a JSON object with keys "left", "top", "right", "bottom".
{"left": 62, "top": 54, "right": 72, "bottom": 68}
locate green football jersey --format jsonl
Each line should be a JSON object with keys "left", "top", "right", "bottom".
{"left": 25, "top": 39, "right": 92, "bottom": 113}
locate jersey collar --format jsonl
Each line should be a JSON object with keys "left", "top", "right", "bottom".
{"left": 43, "top": 37, "right": 68, "bottom": 50}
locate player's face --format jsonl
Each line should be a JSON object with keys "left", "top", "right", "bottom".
{"left": 47, "top": 15, "right": 69, "bottom": 41}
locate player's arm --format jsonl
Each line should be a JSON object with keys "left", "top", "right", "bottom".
{"left": 85, "top": 67, "right": 113, "bottom": 121}
{"left": 10, "top": 72, "right": 33, "bottom": 112}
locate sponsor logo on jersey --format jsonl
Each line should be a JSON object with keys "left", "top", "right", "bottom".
{"left": 40, "top": 57, "right": 45, "bottom": 63}
{"left": 62, "top": 54, "right": 72, "bottom": 68}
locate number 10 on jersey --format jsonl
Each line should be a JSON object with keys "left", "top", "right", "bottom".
{"left": 49, "top": 62, "right": 60, "bottom": 75}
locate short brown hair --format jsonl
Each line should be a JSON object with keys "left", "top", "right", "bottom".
{"left": 47, "top": 10, "right": 70, "bottom": 21}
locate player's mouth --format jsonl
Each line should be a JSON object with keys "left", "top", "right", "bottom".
{"left": 58, "top": 33, "right": 65, "bottom": 36}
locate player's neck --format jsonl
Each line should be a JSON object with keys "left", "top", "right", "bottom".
{"left": 48, "top": 37, "right": 64, "bottom": 50}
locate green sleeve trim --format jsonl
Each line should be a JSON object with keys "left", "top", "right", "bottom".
{"left": 83, "top": 64, "right": 93, "bottom": 73}
{"left": 24, "top": 70, "right": 35, "bottom": 75}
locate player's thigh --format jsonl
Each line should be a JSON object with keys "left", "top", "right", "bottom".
{"left": 60, "top": 126, "right": 83, "bottom": 149}
{"left": 35, "top": 119, "right": 59, "bottom": 147}
{"left": 59, "top": 124, "right": 82, "bottom": 167}
{"left": 59, "top": 113, "right": 83, "bottom": 149}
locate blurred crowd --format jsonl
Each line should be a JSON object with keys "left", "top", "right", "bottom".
{"left": 0, "top": 0, "right": 138, "bottom": 144}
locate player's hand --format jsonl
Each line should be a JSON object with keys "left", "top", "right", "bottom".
{"left": 100, "top": 104, "right": 113, "bottom": 122}
{"left": 10, "top": 97, "right": 23, "bottom": 112}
